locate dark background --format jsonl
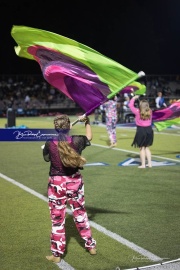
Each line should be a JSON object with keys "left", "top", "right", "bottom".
{"left": 0, "top": 0, "right": 179, "bottom": 75}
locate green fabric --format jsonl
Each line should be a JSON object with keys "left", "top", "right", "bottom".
{"left": 11, "top": 25, "right": 145, "bottom": 95}
{"left": 128, "top": 81, "right": 146, "bottom": 95}
{"left": 154, "top": 117, "right": 180, "bottom": 131}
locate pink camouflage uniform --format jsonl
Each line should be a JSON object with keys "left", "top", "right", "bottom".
{"left": 43, "top": 136, "right": 96, "bottom": 257}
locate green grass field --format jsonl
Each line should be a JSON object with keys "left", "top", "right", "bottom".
{"left": 0, "top": 115, "right": 180, "bottom": 270}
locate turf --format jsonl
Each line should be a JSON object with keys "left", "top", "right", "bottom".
{"left": 0, "top": 116, "right": 180, "bottom": 270}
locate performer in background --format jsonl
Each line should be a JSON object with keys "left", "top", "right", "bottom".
{"left": 43, "top": 114, "right": 96, "bottom": 263}
{"left": 104, "top": 96, "right": 118, "bottom": 147}
{"left": 128, "top": 95, "right": 154, "bottom": 168}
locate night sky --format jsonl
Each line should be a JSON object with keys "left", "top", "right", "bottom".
{"left": 0, "top": 0, "right": 179, "bottom": 75}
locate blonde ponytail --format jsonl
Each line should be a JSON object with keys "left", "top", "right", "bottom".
{"left": 54, "top": 114, "right": 87, "bottom": 168}
{"left": 58, "top": 141, "right": 86, "bottom": 168}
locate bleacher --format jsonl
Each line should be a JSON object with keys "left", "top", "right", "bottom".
{"left": 0, "top": 74, "right": 179, "bottom": 119}
{"left": 0, "top": 74, "right": 83, "bottom": 117}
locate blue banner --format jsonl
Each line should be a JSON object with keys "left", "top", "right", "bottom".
{"left": 0, "top": 129, "right": 61, "bottom": 141}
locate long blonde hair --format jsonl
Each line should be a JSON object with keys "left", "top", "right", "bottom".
{"left": 54, "top": 115, "right": 86, "bottom": 168}
{"left": 139, "top": 100, "right": 151, "bottom": 120}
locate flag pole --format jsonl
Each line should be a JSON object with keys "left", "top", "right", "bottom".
{"left": 71, "top": 113, "right": 86, "bottom": 126}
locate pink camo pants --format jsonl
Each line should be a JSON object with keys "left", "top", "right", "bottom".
{"left": 47, "top": 172, "right": 96, "bottom": 257}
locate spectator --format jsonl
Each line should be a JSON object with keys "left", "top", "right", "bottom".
{"left": 24, "top": 94, "right": 30, "bottom": 105}
{"left": 93, "top": 107, "right": 101, "bottom": 124}
{"left": 123, "top": 93, "right": 130, "bottom": 111}
{"left": 155, "top": 91, "right": 167, "bottom": 109}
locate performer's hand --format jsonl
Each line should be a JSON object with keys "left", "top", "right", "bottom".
{"left": 84, "top": 117, "right": 90, "bottom": 125}
{"left": 79, "top": 115, "right": 89, "bottom": 123}
{"left": 133, "top": 95, "right": 139, "bottom": 99}
{"left": 71, "top": 113, "right": 87, "bottom": 127}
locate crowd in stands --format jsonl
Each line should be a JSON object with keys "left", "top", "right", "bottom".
{"left": 0, "top": 74, "right": 180, "bottom": 119}
{"left": 0, "top": 75, "right": 78, "bottom": 116}
{"left": 145, "top": 75, "right": 180, "bottom": 108}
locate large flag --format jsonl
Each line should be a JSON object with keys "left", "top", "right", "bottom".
{"left": 11, "top": 25, "right": 146, "bottom": 115}
{"left": 153, "top": 101, "right": 180, "bottom": 131}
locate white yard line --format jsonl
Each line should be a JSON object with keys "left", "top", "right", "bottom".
{"left": 92, "top": 143, "right": 180, "bottom": 163}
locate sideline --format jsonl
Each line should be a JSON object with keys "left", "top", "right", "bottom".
{"left": 125, "top": 258, "right": 180, "bottom": 270}
{"left": 0, "top": 170, "right": 162, "bottom": 270}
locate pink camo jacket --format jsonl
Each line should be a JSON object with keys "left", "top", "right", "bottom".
{"left": 128, "top": 98, "right": 152, "bottom": 127}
